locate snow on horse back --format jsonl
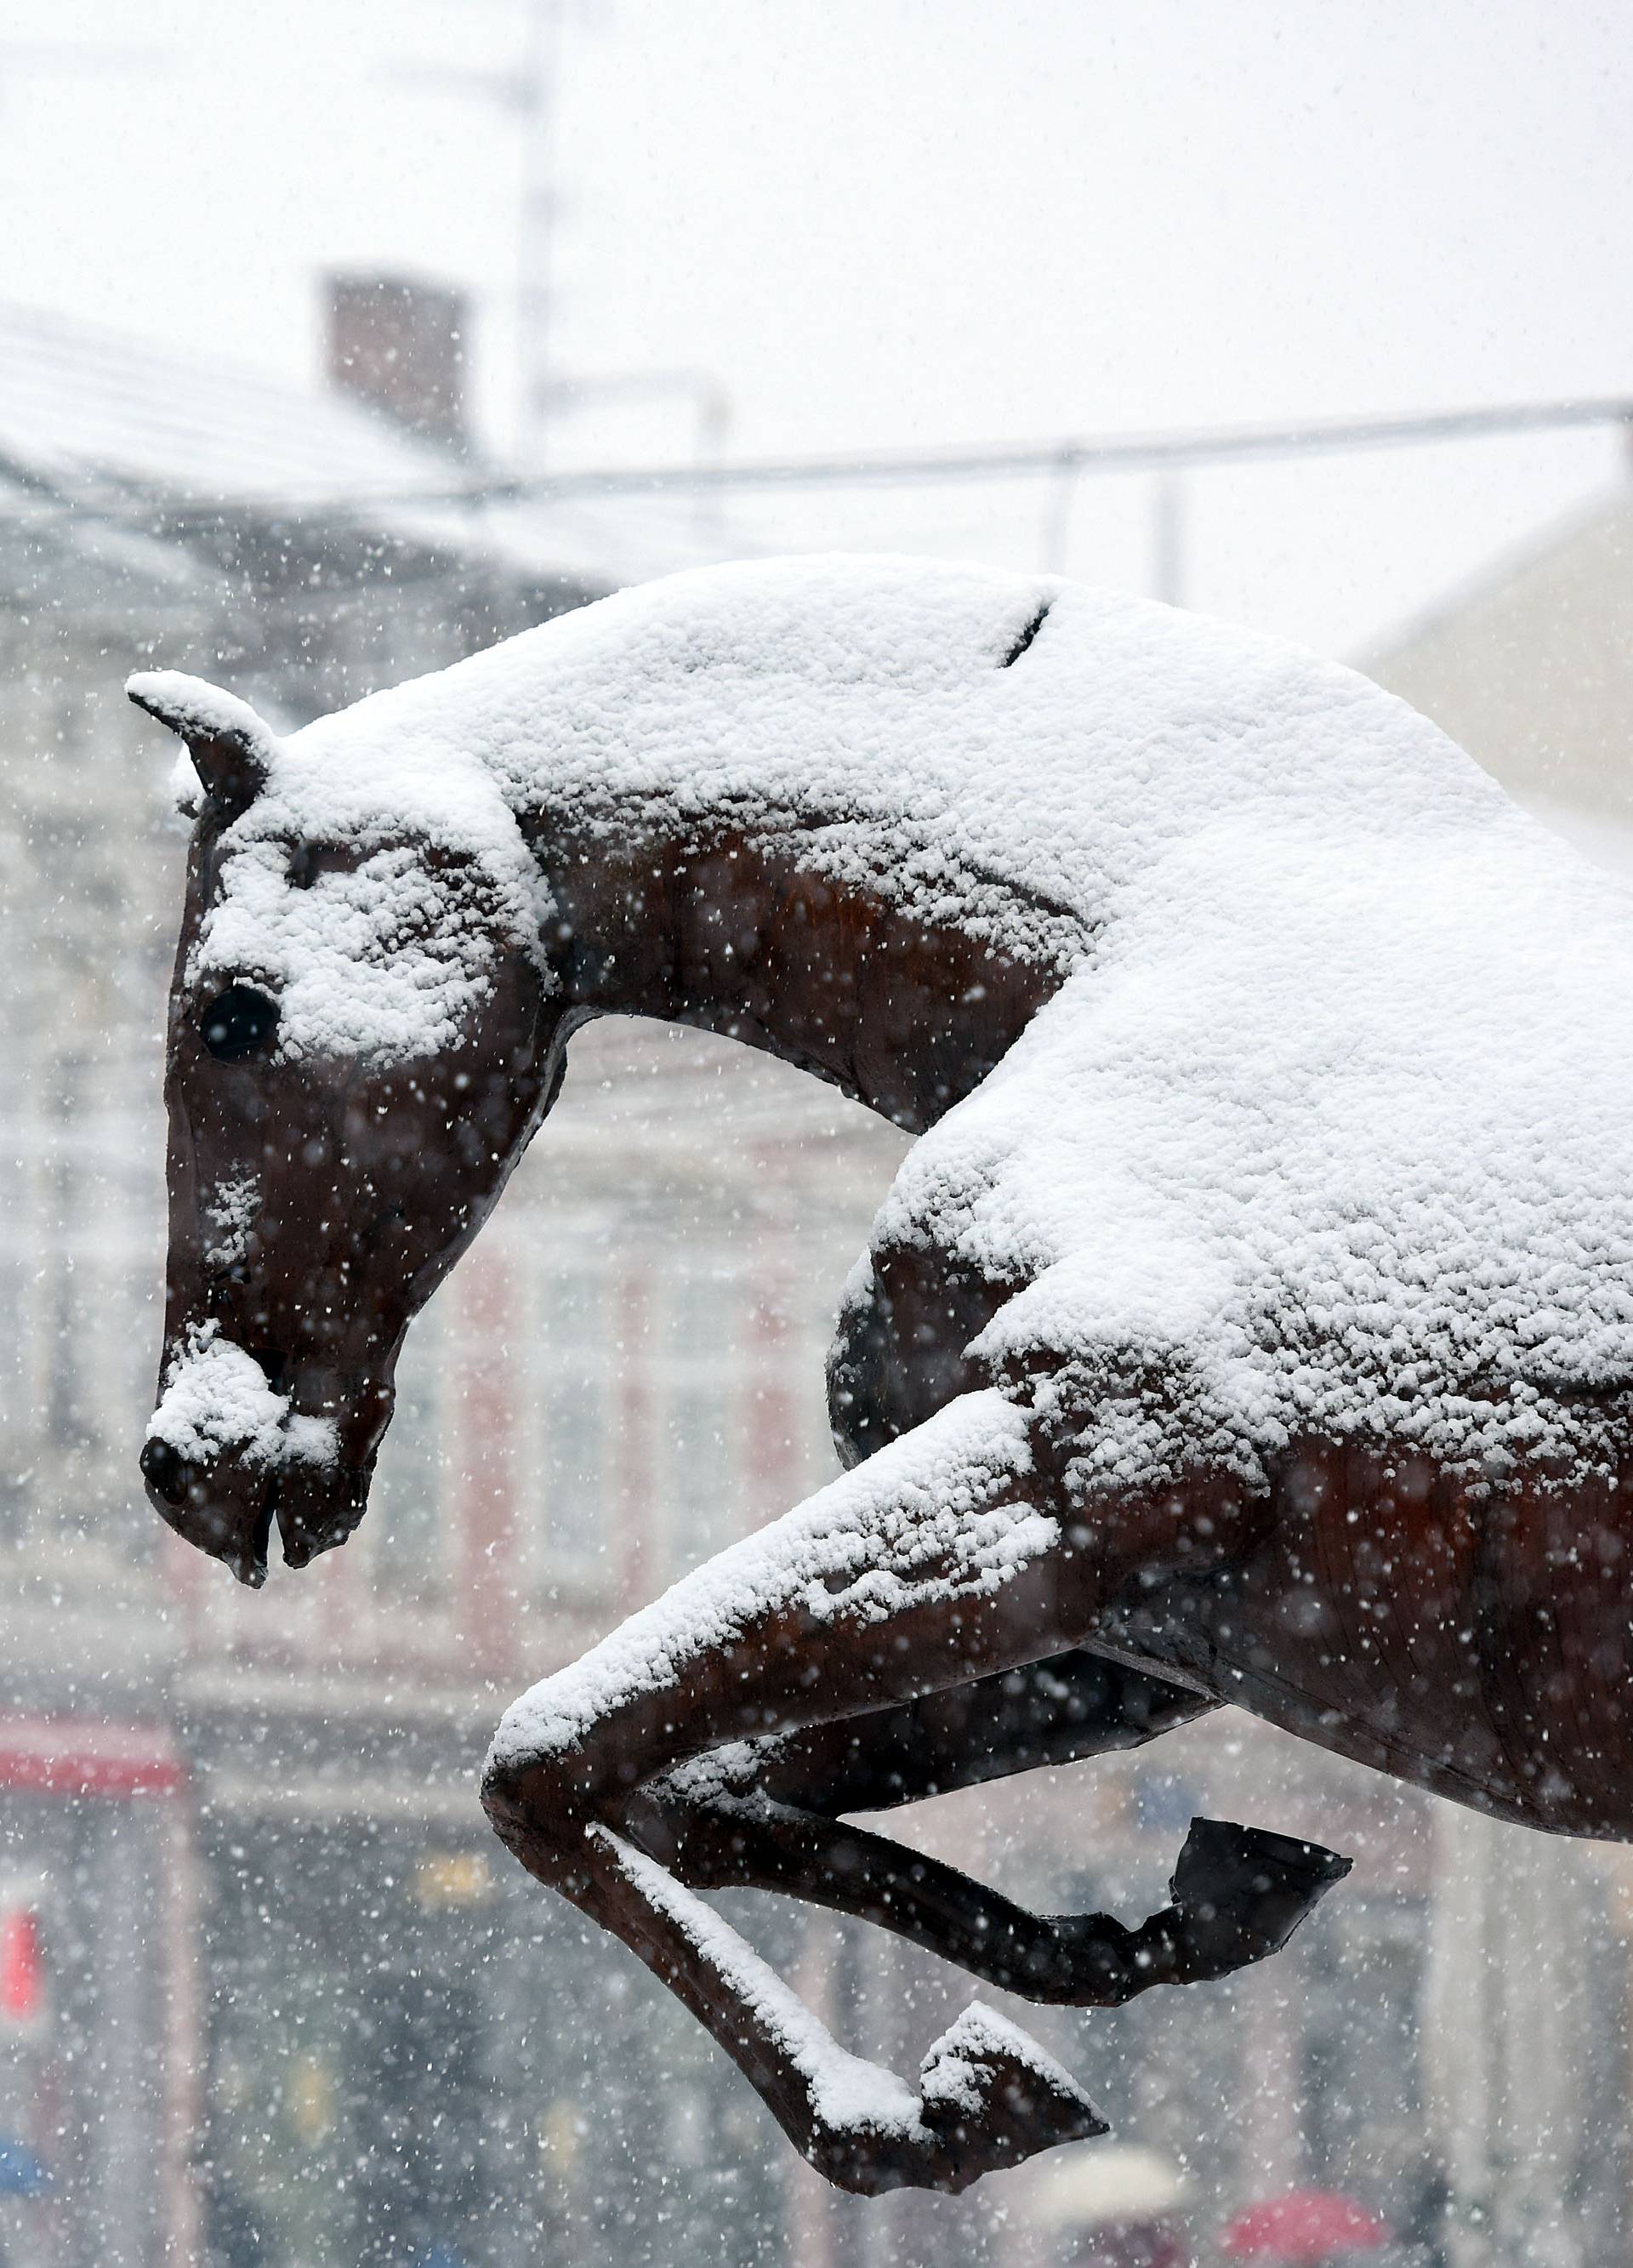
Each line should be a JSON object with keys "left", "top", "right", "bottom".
{"left": 131, "top": 556, "right": 1633, "bottom": 2194}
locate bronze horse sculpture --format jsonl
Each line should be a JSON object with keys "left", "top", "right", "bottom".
{"left": 131, "top": 556, "right": 1633, "bottom": 2194}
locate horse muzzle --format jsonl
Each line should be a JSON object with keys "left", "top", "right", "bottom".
{"left": 141, "top": 1328, "right": 385, "bottom": 1584}
{"left": 139, "top": 1434, "right": 279, "bottom": 1587}
{"left": 140, "top": 1433, "right": 375, "bottom": 1587}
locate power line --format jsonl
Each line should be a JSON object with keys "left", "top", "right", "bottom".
{"left": 410, "top": 392, "right": 1633, "bottom": 507}
{"left": 11, "top": 391, "right": 1630, "bottom": 599}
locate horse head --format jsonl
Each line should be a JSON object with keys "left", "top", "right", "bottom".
{"left": 131, "top": 670, "right": 561, "bottom": 1585}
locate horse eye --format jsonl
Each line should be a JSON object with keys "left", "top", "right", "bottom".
{"left": 201, "top": 983, "right": 280, "bottom": 1063}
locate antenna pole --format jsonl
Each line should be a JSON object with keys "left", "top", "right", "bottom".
{"left": 514, "top": 0, "right": 566, "bottom": 470}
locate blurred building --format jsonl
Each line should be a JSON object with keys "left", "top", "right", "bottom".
{"left": 1368, "top": 492, "right": 1633, "bottom": 859}
{"left": 3, "top": 291, "right": 1633, "bottom": 2268}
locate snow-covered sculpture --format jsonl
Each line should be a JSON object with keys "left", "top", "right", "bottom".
{"left": 132, "top": 556, "right": 1633, "bottom": 2194}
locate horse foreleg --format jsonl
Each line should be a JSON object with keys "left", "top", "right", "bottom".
{"left": 484, "top": 1390, "right": 1118, "bottom": 2193}
{"left": 617, "top": 1779, "right": 1169, "bottom": 2004}
{"left": 622, "top": 1651, "right": 1217, "bottom": 2001}
{"left": 549, "top": 1816, "right": 1110, "bottom": 2192}
{"left": 754, "top": 1647, "right": 1219, "bottom": 1814}
{"left": 660, "top": 1652, "right": 1346, "bottom": 1997}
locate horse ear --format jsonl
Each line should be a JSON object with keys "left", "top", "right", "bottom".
{"left": 127, "top": 670, "right": 279, "bottom": 818}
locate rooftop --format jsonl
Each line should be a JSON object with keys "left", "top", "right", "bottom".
{"left": 0, "top": 297, "right": 729, "bottom": 590}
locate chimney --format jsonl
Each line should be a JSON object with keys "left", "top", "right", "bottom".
{"left": 326, "top": 272, "right": 469, "bottom": 451}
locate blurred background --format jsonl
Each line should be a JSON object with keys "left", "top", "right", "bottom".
{"left": 1, "top": 2, "right": 1632, "bottom": 2262}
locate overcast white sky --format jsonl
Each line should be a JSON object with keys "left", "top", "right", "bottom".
{"left": 4, "top": 0, "right": 1632, "bottom": 653}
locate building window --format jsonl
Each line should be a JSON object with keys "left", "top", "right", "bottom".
{"left": 530, "top": 1268, "right": 612, "bottom": 1600}
{"left": 654, "top": 1264, "right": 740, "bottom": 1587}
{"left": 664, "top": 1382, "right": 736, "bottom": 1580}
{"left": 370, "top": 1304, "right": 446, "bottom": 1603}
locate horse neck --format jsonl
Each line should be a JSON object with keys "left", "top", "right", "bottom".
{"left": 530, "top": 816, "right": 1073, "bottom": 1134}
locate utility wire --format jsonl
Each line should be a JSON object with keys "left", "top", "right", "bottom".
{"left": 397, "top": 393, "right": 1633, "bottom": 509}
{"left": 7, "top": 396, "right": 1629, "bottom": 579}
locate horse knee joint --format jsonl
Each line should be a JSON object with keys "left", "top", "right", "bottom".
{"left": 481, "top": 1752, "right": 590, "bottom": 1883}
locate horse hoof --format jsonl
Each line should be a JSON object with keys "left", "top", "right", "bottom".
{"left": 1167, "top": 1815, "right": 1351, "bottom": 1982}
{"left": 918, "top": 2003, "right": 1108, "bottom": 2191}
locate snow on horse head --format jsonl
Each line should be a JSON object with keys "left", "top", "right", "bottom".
{"left": 133, "top": 556, "right": 1633, "bottom": 2194}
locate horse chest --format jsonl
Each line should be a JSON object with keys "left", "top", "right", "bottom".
{"left": 825, "top": 1234, "right": 1016, "bottom": 1467}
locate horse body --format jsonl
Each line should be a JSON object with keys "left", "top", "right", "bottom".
{"left": 131, "top": 556, "right": 1633, "bottom": 2191}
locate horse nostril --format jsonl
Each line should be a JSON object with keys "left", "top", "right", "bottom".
{"left": 245, "top": 1348, "right": 287, "bottom": 1391}
{"left": 140, "top": 1436, "right": 191, "bottom": 1509}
